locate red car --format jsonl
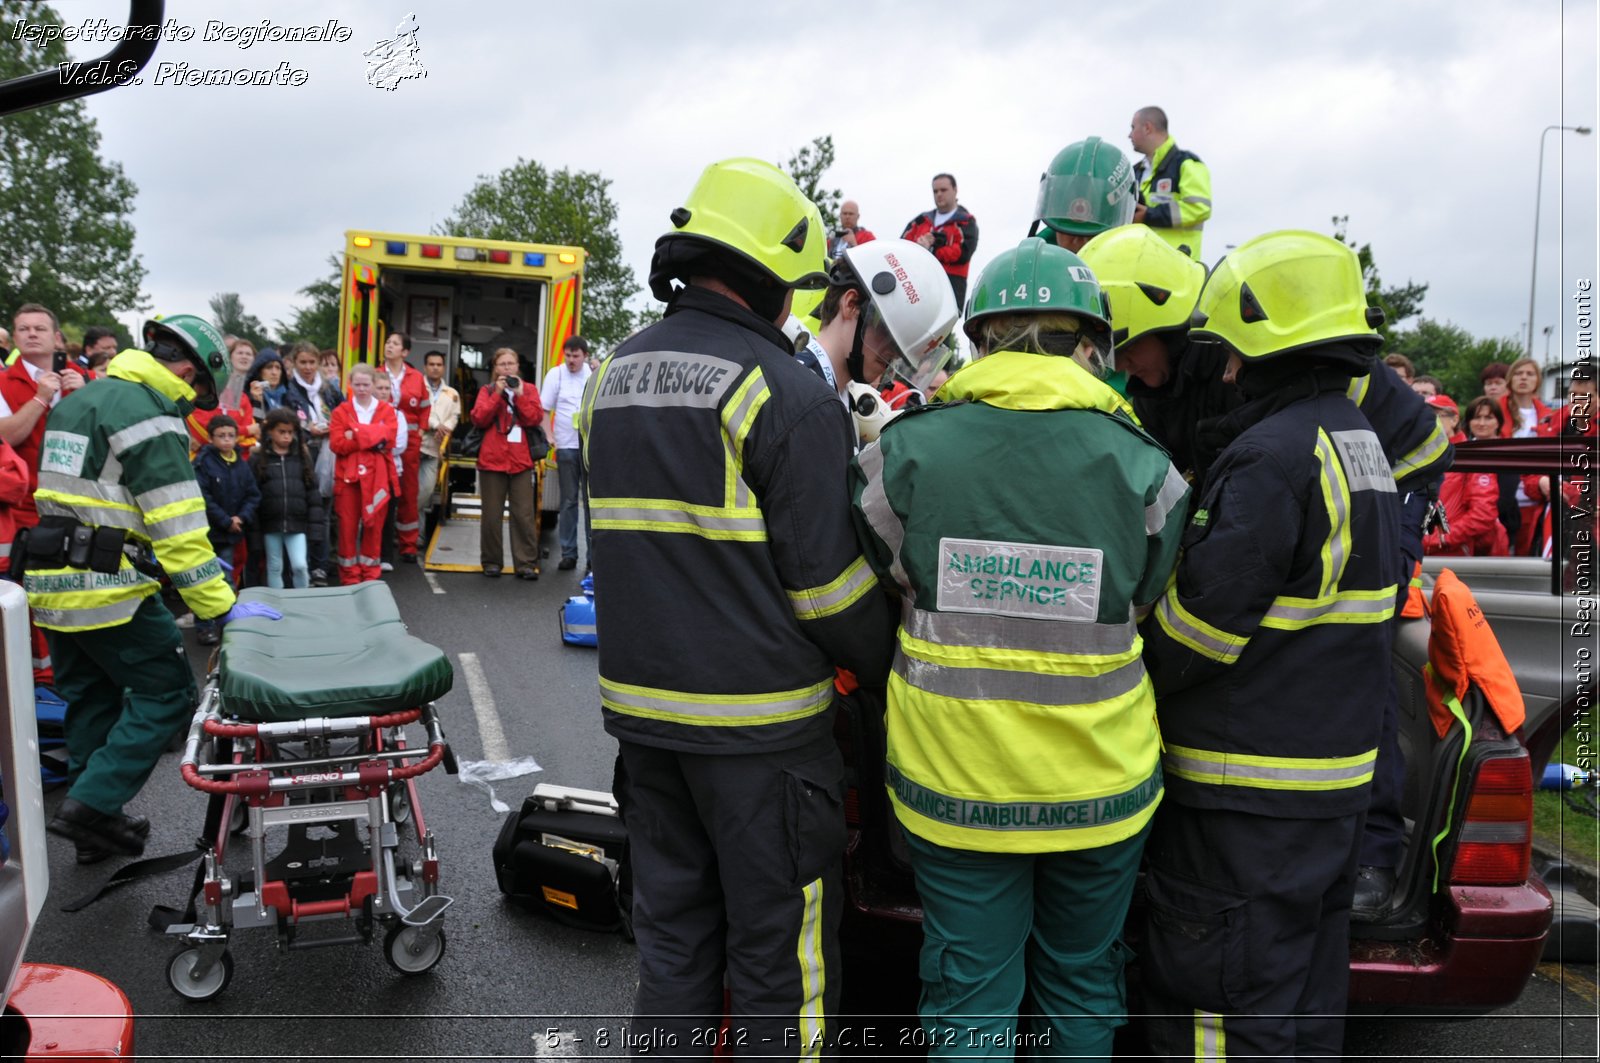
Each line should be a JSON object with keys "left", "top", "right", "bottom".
{"left": 836, "top": 437, "right": 1587, "bottom": 1019}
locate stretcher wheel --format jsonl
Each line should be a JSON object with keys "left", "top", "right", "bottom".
{"left": 388, "top": 787, "right": 412, "bottom": 826}
{"left": 384, "top": 921, "right": 446, "bottom": 975}
{"left": 167, "top": 947, "right": 234, "bottom": 1001}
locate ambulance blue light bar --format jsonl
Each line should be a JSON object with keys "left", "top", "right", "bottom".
{"left": 523, "top": 252, "right": 546, "bottom": 267}
{"left": 385, "top": 241, "right": 407, "bottom": 255}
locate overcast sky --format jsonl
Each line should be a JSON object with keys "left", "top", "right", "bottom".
{"left": 28, "top": 0, "right": 1600, "bottom": 364}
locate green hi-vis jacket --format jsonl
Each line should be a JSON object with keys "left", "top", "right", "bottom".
{"left": 26, "top": 350, "right": 236, "bottom": 631}
{"left": 850, "top": 351, "right": 1189, "bottom": 853}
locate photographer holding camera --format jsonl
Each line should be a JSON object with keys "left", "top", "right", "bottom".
{"left": 470, "top": 346, "right": 544, "bottom": 579}
{"left": 827, "top": 199, "right": 876, "bottom": 258}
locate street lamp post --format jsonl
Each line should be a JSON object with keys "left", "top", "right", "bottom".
{"left": 1543, "top": 324, "right": 1555, "bottom": 364}
{"left": 1526, "top": 124, "right": 1592, "bottom": 358}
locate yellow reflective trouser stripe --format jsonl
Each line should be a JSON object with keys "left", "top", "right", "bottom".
{"left": 1314, "top": 430, "right": 1353, "bottom": 597}
{"left": 795, "top": 877, "right": 825, "bottom": 1061}
{"left": 787, "top": 556, "right": 877, "bottom": 621}
{"left": 1259, "top": 587, "right": 1397, "bottom": 629}
{"left": 1194, "top": 1010, "right": 1225, "bottom": 1060}
{"left": 598, "top": 677, "right": 833, "bottom": 726}
{"left": 1164, "top": 743, "right": 1377, "bottom": 791}
{"left": 589, "top": 498, "right": 767, "bottom": 541}
{"left": 1154, "top": 585, "right": 1246, "bottom": 664}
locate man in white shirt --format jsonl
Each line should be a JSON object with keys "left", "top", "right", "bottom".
{"left": 417, "top": 351, "right": 461, "bottom": 544}
{"left": 540, "top": 335, "right": 592, "bottom": 571}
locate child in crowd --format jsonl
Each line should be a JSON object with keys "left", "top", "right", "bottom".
{"left": 329, "top": 365, "right": 397, "bottom": 584}
{"left": 251, "top": 408, "right": 322, "bottom": 589}
{"left": 194, "top": 414, "right": 261, "bottom": 644}
{"left": 371, "top": 372, "right": 408, "bottom": 572}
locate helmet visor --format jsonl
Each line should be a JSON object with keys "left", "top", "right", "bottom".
{"left": 1035, "top": 172, "right": 1136, "bottom": 233}
{"left": 862, "top": 302, "right": 954, "bottom": 394}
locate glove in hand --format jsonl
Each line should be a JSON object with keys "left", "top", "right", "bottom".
{"left": 221, "top": 601, "right": 284, "bottom": 624}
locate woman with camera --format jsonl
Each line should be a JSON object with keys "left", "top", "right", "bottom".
{"left": 470, "top": 347, "right": 544, "bottom": 578}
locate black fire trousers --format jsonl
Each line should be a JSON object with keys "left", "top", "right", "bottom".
{"left": 1140, "top": 803, "right": 1364, "bottom": 1061}
{"left": 615, "top": 734, "right": 845, "bottom": 1061}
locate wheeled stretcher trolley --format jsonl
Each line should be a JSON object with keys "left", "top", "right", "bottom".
{"left": 164, "top": 584, "right": 457, "bottom": 1000}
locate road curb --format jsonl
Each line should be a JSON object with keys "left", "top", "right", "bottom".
{"left": 1534, "top": 842, "right": 1599, "bottom": 902}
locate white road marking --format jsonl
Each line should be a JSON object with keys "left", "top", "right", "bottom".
{"left": 423, "top": 568, "right": 446, "bottom": 594}
{"left": 458, "top": 651, "right": 510, "bottom": 762}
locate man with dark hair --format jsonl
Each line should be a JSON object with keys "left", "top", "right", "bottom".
{"left": 380, "top": 330, "right": 429, "bottom": 562}
{"left": 902, "top": 172, "right": 980, "bottom": 305}
{"left": 579, "top": 157, "right": 895, "bottom": 1055}
{"left": 81, "top": 326, "right": 119, "bottom": 371}
{"left": 1129, "top": 105, "right": 1213, "bottom": 261}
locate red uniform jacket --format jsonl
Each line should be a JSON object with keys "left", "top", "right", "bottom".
{"left": 470, "top": 384, "right": 543, "bottom": 474}
{"left": 0, "top": 440, "right": 32, "bottom": 573}
{"left": 1497, "top": 393, "right": 1554, "bottom": 438}
{"left": 386, "top": 363, "right": 431, "bottom": 451}
{"left": 900, "top": 205, "right": 979, "bottom": 282}
{"left": 0, "top": 358, "right": 97, "bottom": 528}
{"left": 329, "top": 398, "right": 399, "bottom": 515}
{"left": 186, "top": 394, "right": 257, "bottom": 457}
{"left": 1427, "top": 467, "right": 1506, "bottom": 556}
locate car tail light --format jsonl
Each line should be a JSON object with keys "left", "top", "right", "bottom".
{"left": 1450, "top": 751, "right": 1532, "bottom": 887}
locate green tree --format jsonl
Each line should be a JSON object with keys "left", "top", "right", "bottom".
{"left": 781, "top": 135, "right": 841, "bottom": 230}
{"left": 208, "top": 292, "right": 270, "bottom": 349}
{"left": 1331, "top": 215, "right": 1428, "bottom": 341}
{"left": 278, "top": 255, "right": 341, "bottom": 350}
{"left": 0, "top": 2, "right": 148, "bottom": 328}
{"left": 439, "top": 160, "right": 639, "bottom": 349}
{"left": 1385, "top": 318, "right": 1523, "bottom": 402}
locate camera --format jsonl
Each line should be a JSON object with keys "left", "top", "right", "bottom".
{"left": 52, "top": 349, "right": 68, "bottom": 374}
{"left": 504, "top": 375, "right": 521, "bottom": 389}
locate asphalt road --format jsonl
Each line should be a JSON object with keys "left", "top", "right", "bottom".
{"left": 20, "top": 526, "right": 1600, "bottom": 1060}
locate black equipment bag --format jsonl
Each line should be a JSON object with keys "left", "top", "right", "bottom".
{"left": 492, "top": 784, "right": 632, "bottom": 937}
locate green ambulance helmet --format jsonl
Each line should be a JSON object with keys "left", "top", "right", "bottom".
{"left": 143, "top": 314, "right": 229, "bottom": 409}
{"left": 963, "top": 239, "right": 1113, "bottom": 356}
{"left": 1035, "top": 136, "right": 1138, "bottom": 238}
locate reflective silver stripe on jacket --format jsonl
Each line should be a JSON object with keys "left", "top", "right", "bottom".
{"left": 146, "top": 508, "right": 209, "bottom": 541}
{"left": 1145, "top": 463, "right": 1189, "bottom": 535}
{"left": 895, "top": 653, "right": 1147, "bottom": 705}
{"left": 592, "top": 505, "right": 767, "bottom": 536}
{"left": 36, "top": 496, "right": 143, "bottom": 533}
{"left": 902, "top": 606, "right": 1139, "bottom": 657}
{"left": 1259, "top": 593, "right": 1396, "bottom": 627}
{"left": 599, "top": 678, "right": 834, "bottom": 720}
{"left": 136, "top": 481, "right": 203, "bottom": 512}
{"left": 856, "top": 443, "right": 911, "bottom": 595}
{"left": 107, "top": 415, "right": 186, "bottom": 457}
{"left": 1163, "top": 744, "right": 1377, "bottom": 790}
{"left": 36, "top": 471, "right": 135, "bottom": 507}
{"left": 31, "top": 595, "right": 146, "bottom": 629}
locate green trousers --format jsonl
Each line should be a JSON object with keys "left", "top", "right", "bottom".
{"left": 48, "top": 596, "right": 197, "bottom": 816}
{"left": 905, "top": 821, "right": 1150, "bottom": 1062}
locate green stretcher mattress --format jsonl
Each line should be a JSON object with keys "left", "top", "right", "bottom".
{"left": 217, "top": 583, "right": 454, "bottom": 721}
